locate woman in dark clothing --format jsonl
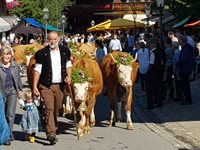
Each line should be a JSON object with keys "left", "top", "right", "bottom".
{"left": 0, "top": 46, "right": 23, "bottom": 145}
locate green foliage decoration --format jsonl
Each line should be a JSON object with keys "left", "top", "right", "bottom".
{"left": 72, "top": 68, "right": 91, "bottom": 84}
{"left": 115, "top": 53, "right": 134, "bottom": 67}
{"left": 24, "top": 46, "right": 36, "bottom": 56}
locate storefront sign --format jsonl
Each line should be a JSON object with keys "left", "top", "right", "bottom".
{"left": 112, "top": 2, "right": 147, "bottom": 11}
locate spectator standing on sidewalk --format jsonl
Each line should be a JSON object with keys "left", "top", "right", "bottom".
{"left": 172, "top": 41, "right": 183, "bottom": 101}
{"left": 109, "top": 34, "right": 122, "bottom": 53}
{"left": 177, "top": 34, "right": 194, "bottom": 105}
{"left": 145, "top": 38, "right": 163, "bottom": 109}
{"left": 33, "top": 31, "right": 72, "bottom": 145}
{"left": 162, "top": 38, "right": 174, "bottom": 101}
{"left": 0, "top": 46, "right": 23, "bottom": 146}
{"left": 135, "top": 42, "right": 149, "bottom": 93}
{"left": 95, "top": 39, "right": 105, "bottom": 64}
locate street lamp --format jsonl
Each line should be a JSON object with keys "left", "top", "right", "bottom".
{"left": 61, "top": 14, "right": 66, "bottom": 35}
{"left": 91, "top": 20, "right": 95, "bottom": 27}
{"left": 43, "top": 7, "right": 49, "bottom": 42}
{"left": 156, "top": 0, "right": 164, "bottom": 49}
{"left": 133, "top": 11, "right": 137, "bottom": 34}
{"left": 145, "top": 4, "right": 151, "bottom": 28}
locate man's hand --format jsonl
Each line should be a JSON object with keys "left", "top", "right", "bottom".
{"left": 64, "top": 76, "right": 71, "bottom": 85}
{"left": 33, "top": 87, "right": 40, "bottom": 97}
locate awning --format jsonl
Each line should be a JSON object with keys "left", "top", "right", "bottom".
{"left": 47, "top": 24, "right": 61, "bottom": 31}
{"left": 184, "top": 20, "right": 200, "bottom": 27}
{"left": 0, "top": 17, "right": 11, "bottom": 33}
{"left": 162, "top": 15, "right": 176, "bottom": 24}
{"left": 23, "top": 18, "right": 44, "bottom": 28}
{"left": 1, "top": 16, "right": 18, "bottom": 27}
{"left": 23, "top": 18, "right": 60, "bottom": 31}
{"left": 123, "top": 14, "right": 155, "bottom": 26}
{"left": 172, "top": 16, "right": 199, "bottom": 28}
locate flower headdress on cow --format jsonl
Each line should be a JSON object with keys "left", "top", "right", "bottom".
{"left": 24, "top": 46, "right": 36, "bottom": 56}
{"left": 72, "top": 68, "right": 91, "bottom": 83}
{"left": 115, "top": 53, "right": 134, "bottom": 66}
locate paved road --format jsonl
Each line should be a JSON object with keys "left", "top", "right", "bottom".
{"left": 2, "top": 77, "right": 179, "bottom": 150}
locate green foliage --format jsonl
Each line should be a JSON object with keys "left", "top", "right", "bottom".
{"left": 115, "top": 53, "right": 133, "bottom": 66}
{"left": 24, "top": 46, "right": 36, "bottom": 55}
{"left": 72, "top": 68, "right": 91, "bottom": 84}
{"left": 151, "top": 0, "right": 200, "bottom": 19}
{"left": 9, "top": 0, "right": 72, "bottom": 26}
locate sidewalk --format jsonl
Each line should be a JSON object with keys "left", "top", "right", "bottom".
{"left": 133, "top": 79, "right": 200, "bottom": 150}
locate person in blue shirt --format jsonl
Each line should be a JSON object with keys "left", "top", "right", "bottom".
{"left": 95, "top": 39, "right": 105, "bottom": 64}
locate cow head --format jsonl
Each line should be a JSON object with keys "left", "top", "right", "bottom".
{"left": 73, "top": 82, "right": 89, "bottom": 103}
{"left": 117, "top": 64, "right": 132, "bottom": 87}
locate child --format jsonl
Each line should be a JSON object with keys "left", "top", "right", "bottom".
{"left": 19, "top": 90, "right": 40, "bottom": 143}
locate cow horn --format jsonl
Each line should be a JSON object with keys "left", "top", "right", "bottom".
{"left": 109, "top": 53, "right": 117, "bottom": 63}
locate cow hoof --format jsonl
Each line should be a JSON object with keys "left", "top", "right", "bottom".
{"left": 127, "top": 124, "right": 134, "bottom": 130}
{"left": 109, "top": 120, "right": 116, "bottom": 127}
{"left": 83, "top": 127, "right": 91, "bottom": 134}
{"left": 90, "top": 120, "right": 95, "bottom": 127}
{"left": 78, "top": 129, "right": 84, "bottom": 137}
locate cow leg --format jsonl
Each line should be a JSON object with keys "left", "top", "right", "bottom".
{"left": 65, "top": 96, "right": 72, "bottom": 114}
{"left": 78, "top": 111, "right": 86, "bottom": 137}
{"left": 117, "top": 101, "right": 122, "bottom": 122}
{"left": 125, "top": 87, "right": 134, "bottom": 130}
{"left": 107, "top": 88, "right": 116, "bottom": 127}
{"left": 90, "top": 106, "right": 95, "bottom": 127}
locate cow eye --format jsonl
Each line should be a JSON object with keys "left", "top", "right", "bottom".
{"left": 85, "top": 86, "right": 88, "bottom": 90}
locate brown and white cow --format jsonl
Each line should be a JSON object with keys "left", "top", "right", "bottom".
{"left": 12, "top": 43, "right": 44, "bottom": 65}
{"left": 66, "top": 56, "right": 103, "bottom": 136}
{"left": 100, "top": 51, "right": 139, "bottom": 130}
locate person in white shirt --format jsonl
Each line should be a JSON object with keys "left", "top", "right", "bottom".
{"left": 109, "top": 34, "right": 122, "bottom": 53}
{"left": 135, "top": 42, "right": 149, "bottom": 92}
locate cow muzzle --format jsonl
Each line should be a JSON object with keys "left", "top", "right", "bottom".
{"left": 121, "top": 80, "right": 132, "bottom": 87}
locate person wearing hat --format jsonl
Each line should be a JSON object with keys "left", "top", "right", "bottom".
{"left": 145, "top": 38, "right": 164, "bottom": 109}
{"left": 0, "top": 46, "right": 23, "bottom": 145}
{"left": 177, "top": 34, "right": 193, "bottom": 105}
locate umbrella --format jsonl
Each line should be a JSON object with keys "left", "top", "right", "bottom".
{"left": 104, "top": 18, "right": 145, "bottom": 29}
{"left": 87, "top": 18, "right": 145, "bottom": 32}
{"left": 11, "top": 25, "right": 42, "bottom": 34}
{"left": 87, "top": 20, "right": 111, "bottom": 32}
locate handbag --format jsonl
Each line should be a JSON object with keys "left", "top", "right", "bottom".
{"left": 0, "top": 94, "right": 10, "bottom": 145}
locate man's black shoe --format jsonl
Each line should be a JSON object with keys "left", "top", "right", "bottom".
{"left": 47, "top": 135, "right": 58, "bottom": 145}
{"left": 4, "top": 140, "right": 11, "bottom": 146}
{"left": 180, "top": 101, "right": 193, "bottom": 105}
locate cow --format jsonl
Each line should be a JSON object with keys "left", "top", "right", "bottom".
{"left": 66, "top": 55, "right": 103, "bottom": 137}
{"left": 100, "top": 51, "right": 139, "bottom": 130}
{"left": 12, "top": 43, "right": 44, "bottom": 65}
{"left": 27, "top": 53, "right": 103, "bottom": 137}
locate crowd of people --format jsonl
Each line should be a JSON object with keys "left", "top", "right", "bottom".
{"left": 0, "top": 27, "right": 200, "bottom": 147}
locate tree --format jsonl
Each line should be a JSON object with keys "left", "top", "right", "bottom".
{"left": 9, "top": 0, "right": 72, "bottom": 26}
